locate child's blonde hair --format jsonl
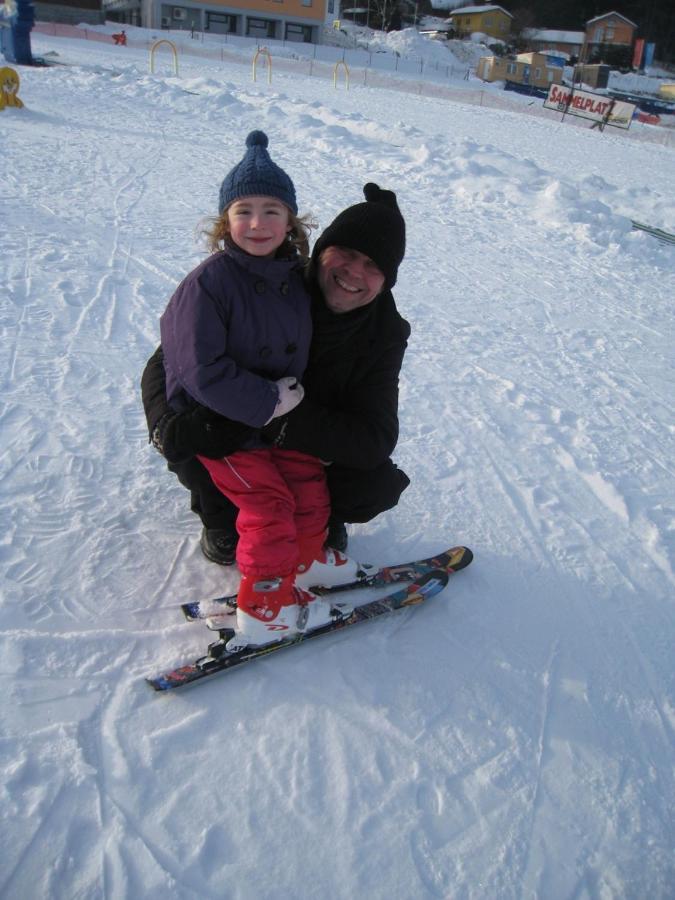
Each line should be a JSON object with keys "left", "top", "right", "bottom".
{"left": 202, "top": 207, "right": 317, "bottom": 260}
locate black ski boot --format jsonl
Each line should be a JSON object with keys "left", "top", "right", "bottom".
{"left": 325, "top": 519, "right": 348, "bottom": 553}
{"left": 200, "top": 527, "right": 238, "bottom": 566}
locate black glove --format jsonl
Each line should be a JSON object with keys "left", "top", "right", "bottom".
{"left": 260, "top": 415, "right": 288, "bottom": 448}
{"left": 151, "top": 406, "right": 255, "bottom": 464}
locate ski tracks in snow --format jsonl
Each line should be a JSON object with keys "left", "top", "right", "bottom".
{"left": 2, "top": 38, "right": 675, "bottom": 899}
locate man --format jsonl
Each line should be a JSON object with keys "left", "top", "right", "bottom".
{"left": 141, "top": 183, "right": 410, "bottom": 563}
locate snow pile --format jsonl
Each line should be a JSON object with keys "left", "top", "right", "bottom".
{"left": 1, "top": 30, "right": 674, "bottom": 899}
{"left": 351, "top": 25, "right": 489, "bottom": 69}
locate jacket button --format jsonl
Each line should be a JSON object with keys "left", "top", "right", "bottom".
{"left": 255, "top": 281, "right": 266, "bottom": 294}
{"left": 280, "top": 282, "right": 289, "bottom": 296}
{"left": 260, "top": 346, "right": 272, "bottom": 359}
{"left": 285, "top": 343, "right": 297, "bottom": 354}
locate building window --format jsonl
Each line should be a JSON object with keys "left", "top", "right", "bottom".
{"left": 534, "top": 67, "right": 541, "bottom": 78}
{"left": 247, "top": 17, "right": 274, "bottom": 37}
{"left": 606, "top": 27, "right": 614, "bottom": 40}
{"left": 286, "top": 22, "right": 311, "bottom": 41}
{"left": 507, "top": 62, "right": 516, "bottom": 74}
{"left": 301, "top": 0, "right": 312, "bottom": 5}
{"left": 484, "top": 16, "right": 492, "bottom": 25}
{"left": 206, "top": 12, "right": 235, "bottom": 32}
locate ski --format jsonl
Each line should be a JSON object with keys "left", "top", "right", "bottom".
{"left": 147, "top": 568, "right": 453, "bottom": 691}
{"left": 181, "top": 545, "right": 473, "bottom": 623}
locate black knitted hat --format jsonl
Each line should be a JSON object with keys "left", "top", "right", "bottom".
{"left": 312, "top": 183, "right": 406, "bottom": 289}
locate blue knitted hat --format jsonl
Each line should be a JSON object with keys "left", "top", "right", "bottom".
{"left": 218, "top": 130, "right": 297, "bottom": 215}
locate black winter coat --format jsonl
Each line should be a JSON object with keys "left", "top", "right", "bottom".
{"left": 141, "top": 282, "right": 410, "bottom": 472}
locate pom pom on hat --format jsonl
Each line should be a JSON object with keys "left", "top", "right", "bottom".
{"left": 247, "top": 130, "right": 269, "bottom": 148}
{"left": 219, "top": 130, "right": 297, "bottom": 215}
{"left": 363, "top": 182, "right": 397, "bottom": 206}
{"left": 312, "top": 182, "right": 406, "bottom": 290}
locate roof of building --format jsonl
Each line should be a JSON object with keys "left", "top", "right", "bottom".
{"left": 586, "top": 11, "right": 637, "bottom": 28}
{"left": 449, "top": 5, "right": 513, "bottom": 18}
{"left": 524, "top": 29, "right": 585, "bottom": 44}
{"left": 516, "top": 51, "right": 564, "bottom": 66}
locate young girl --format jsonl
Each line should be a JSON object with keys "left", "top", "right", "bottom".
{"left": 160, "top": 130, "right": 361, "bottom": 650}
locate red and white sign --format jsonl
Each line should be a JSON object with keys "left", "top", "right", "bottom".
{"left": 544, "top": 84, "right": 635, "bottom": 130}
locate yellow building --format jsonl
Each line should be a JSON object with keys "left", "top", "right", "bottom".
{"left": 448, "top": 4, "right": 512, "bottom": 41}
{"left": 573, "top": 63, "right": 610, "bottom": 89}
{"left": 477, "top": 52, "right": 563, "bottom": 90}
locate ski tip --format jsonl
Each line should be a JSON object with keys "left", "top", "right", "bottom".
{"left": 146, "top": 676, "right": 173, "bottom": 691}
{"left": 181, "top": 602, "right": 201, "bottom": 621}
{"left": 447, "top": 546, "right": 473, "bottom": 571}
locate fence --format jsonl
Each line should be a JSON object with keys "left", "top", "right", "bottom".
{"left": 31, "top": 22, "right": 675, "bottom": 149}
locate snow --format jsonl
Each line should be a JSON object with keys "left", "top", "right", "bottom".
{"left": 368, "top": 26, "right": 490, "bottom": 67}
{"left": 2, "top": 27, "right": 675, "bottom": 899}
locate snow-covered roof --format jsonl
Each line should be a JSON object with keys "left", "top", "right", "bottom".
{"left": 428, "top": 0, "right": 465, "bottom": 9}
{"left": 449, "top": 5, "right": 513, "bottom": 18}
{"left": 524, "top": 29, "right": 585, "bottom": 44}
{"left": 586, "top": 11, "right": 637, "bottom": 28}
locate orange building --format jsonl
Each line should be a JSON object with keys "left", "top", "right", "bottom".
{"left": 103, "top": 0, "right": 329, "bottom": 41}
{"left": 585, "top": 12, "right": 636, "bottom": 50}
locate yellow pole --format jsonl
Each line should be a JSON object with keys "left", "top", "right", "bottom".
{"left": 150, "top": 40, "right": 179, "bottom": 76}
{"left": 333, "top": 61, "right": 350, "bottom": 90}
{"left": 252, "top": 48, "right": 272, "bottom": 84}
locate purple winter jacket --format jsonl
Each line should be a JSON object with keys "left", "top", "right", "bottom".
{"left": 160, "top": 242, "right": 312, "bottom": 428}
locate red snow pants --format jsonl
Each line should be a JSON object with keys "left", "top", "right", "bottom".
{"left": 198, "top": 449, "right": 329, "bottom": 579}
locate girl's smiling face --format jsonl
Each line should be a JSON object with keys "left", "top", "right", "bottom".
{"left": 227, "top": 196, "right": 291, "bottom": 257}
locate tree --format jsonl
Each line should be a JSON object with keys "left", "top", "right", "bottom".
{"left": 510, "top": 6, "right": 537, "bottom": 51}
{"left": 508, "top": 0, "right": 674, "bottom": 63}
{"left": 589, "top": 42, "right": 633, "bottom": 68}
{"left": 368, "top": 0, "right": 397, "bottom": 32}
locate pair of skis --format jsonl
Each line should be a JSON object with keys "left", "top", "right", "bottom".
{"left": 146, "top": 546, "right": 473, "bottom": 691}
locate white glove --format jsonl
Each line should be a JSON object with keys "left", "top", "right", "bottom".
{"left": 266, "top": 376, "right": 304, "bottom": 423}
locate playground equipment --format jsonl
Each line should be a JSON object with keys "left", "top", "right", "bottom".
{"left": 333, "top": 61, "right": 349, "bottom": 90}
{"left": 150, "top": 39, "right": 178, "bottom": 75}
{"left": 0, "top": 66, "right": 24, "bottom": 108}
{"left": 252, "top": 47, "right": 272, "bottom": 84}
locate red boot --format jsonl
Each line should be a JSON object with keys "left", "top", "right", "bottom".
{"left": 226, "top": 573, "right": 299, "bottom": 651}
{"left": 226, "top": 573, "right": 353, "bottom": 651}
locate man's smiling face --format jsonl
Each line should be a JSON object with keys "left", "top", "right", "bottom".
{"left": 317, "top": 246, "right": 386, "bottom": 314}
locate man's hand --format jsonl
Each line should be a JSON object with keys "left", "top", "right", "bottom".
{"left": 151, "top": 406, "right": 255, "bottom": 464}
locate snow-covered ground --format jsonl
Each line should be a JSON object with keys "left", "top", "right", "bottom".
{"left": 2, "top": 29, "right": 674, "bottom": 899}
